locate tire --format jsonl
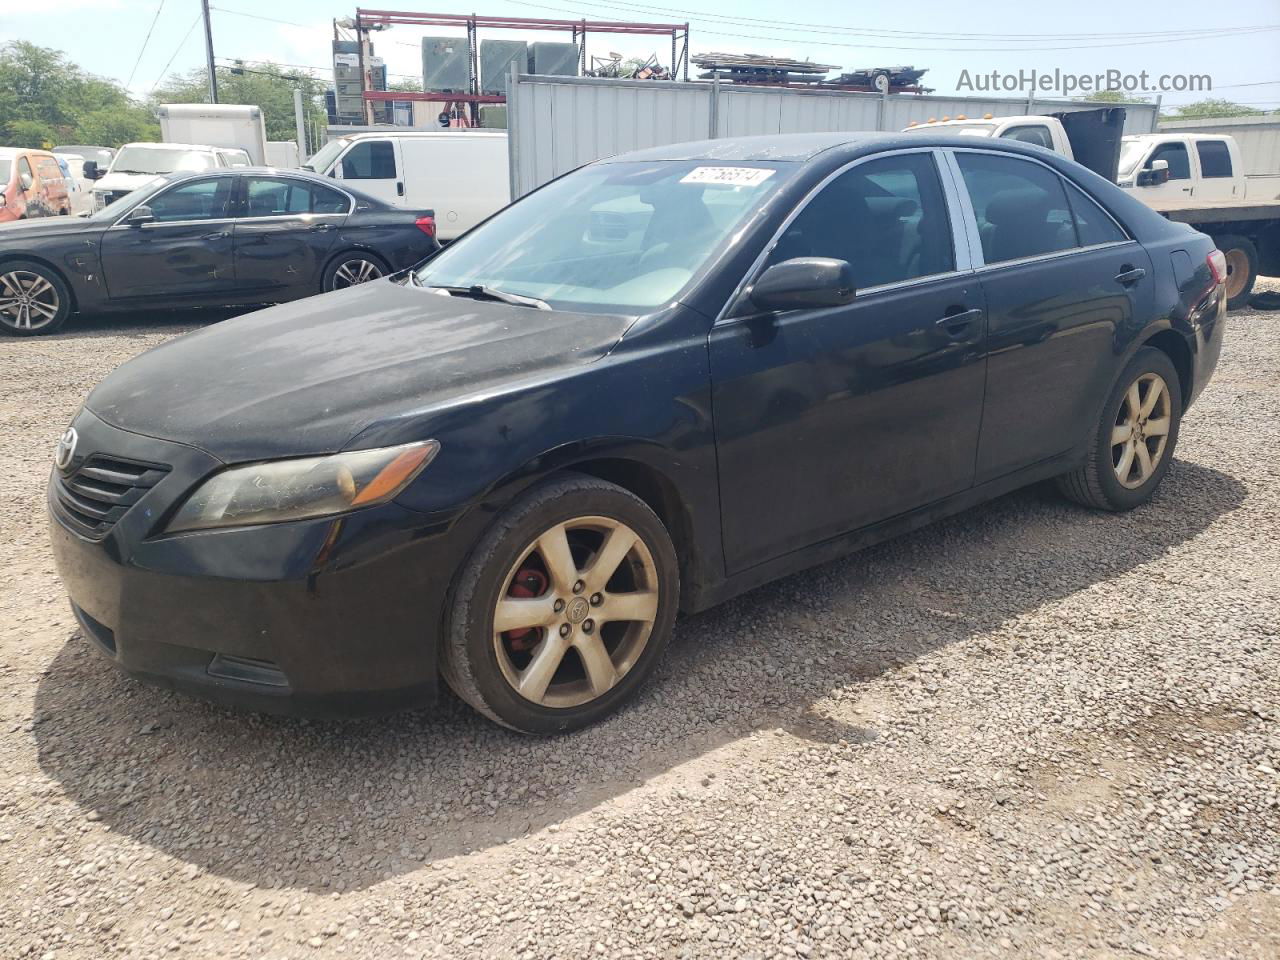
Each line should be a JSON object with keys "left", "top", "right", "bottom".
{"left": 441, "top": 473, "right": 680, "bottom": 735}
{"left": 1213, "top": 234, "right": 1257, "bottom": 311}
{"left": 0, "top": 260, "right": 72, "bottom": 336}
{"left": 1056, "top": 346, "right": 1182, "bottom": 511}
{"left": 321, "top": 251, "right": 389, "bottom": 292}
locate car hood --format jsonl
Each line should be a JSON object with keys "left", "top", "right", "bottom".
{"left": 85, "top": 281, "right": 633, "bottom": 463}
{"left": 94, "top": 172, "right": 163, "bottom": 192}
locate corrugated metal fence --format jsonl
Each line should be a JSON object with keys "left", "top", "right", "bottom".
{"left": 508, "top": 73, "right": 1160, "bottom": 196}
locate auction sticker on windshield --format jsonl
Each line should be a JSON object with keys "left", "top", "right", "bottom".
{"left": 680, "top": 166, "right": 776, "bottom": 186}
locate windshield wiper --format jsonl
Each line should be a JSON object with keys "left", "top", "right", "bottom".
{"left": 427, "top": 284, "right": 551, "bottom": 310}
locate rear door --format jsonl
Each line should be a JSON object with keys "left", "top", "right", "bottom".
{"left": 99, "top": 176, "right": 238, "bottom": 300}
{"left": 1193, "top": 139, "right": 1235, "bottom": 201}
{"left": 232, "top": 175, "right": 350, "bottom": 298}
{"left": 709, "top": 149, "right": 988, "bottom": 572}
{"left": 335, "top": 138, "right": 403, "bottom": 207}
{"left": 950, "top": 149, "right": 1151, "bottom": 482}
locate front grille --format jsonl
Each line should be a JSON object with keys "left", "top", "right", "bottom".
{"left": 53, "top": 455, "right": 170, "bottom": 538}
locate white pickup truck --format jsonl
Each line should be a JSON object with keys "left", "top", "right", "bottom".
{"left": 908, "top": 114, "right": 1280, "bottom": 308}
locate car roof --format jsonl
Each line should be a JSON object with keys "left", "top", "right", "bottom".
{"left": 118, "top": 141, "right": 223, "bottom": 152}
{"left": 149, "top": 167, "right": 393, "bottom": 206}
{"left": 605, "top": 131, "right": 1066, "bottom": 164}
{"left": 332, "top": 130, "right": 507, "bottom": 141}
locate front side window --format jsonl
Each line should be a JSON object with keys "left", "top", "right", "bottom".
{"left": 224, "top": 151, "right": 251, "bottom": 168}
{"left": 243, "top": 177, "right": 349, "bottom": 216}
{"left": 414, "top": 160, "right": 792, "bottom": 313}
{"left": 144, "top": 178, "right": 235, "bottom": 222}
{"left": 342, "top": 141, "right": 396, "bottom": 180}
{"left": 956, "top": 152, "right": 1076, "bottom": 264}
{"left": 1003, "top": 125, "right": 1054, "bottom": 149}
{"left": 17, "top": 157, "right": 33, "bottom": 190}
{"left": 765, "top": 153, "right": 954, "bottom": 289}
{"left": 1148, "top": 143, "right": 1190, "bottom": 180}
{"left": 1195, "top": 141, "right": 1232, "bottom": 179}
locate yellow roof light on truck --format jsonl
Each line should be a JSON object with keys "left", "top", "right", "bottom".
{"left": 983, "top": 113, "right": 993, "bottom": 119}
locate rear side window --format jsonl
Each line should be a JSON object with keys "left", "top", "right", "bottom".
{"left": 1148, "top": 142, "right": 1190, "bottom": 180}
{"left": 1064, "top": 182, "right": 1127, "bottom": 246}
{"left": 342, "top": 141, "right": 396, "bottom": 179}
{"left": 244, "top": 177, "right": 350, "bottom": 216}
{"left": 766, "top": 153, "right": 954, "bottom": 289}
{"left": 1195, "top": 140, "right": 1232, "bottom": 179}
{"left": 956, "top": 153, "right": 1075, "bottom": 264}
{"left": 1003, "top": 125, "right": 1054, "bottom": 149}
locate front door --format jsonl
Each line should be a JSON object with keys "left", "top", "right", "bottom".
{"left": 1137, "top": 141, "right": 1194, "bottom": 204}
{"left": 335, "top": 139, "right": 403, "bottom": 207}
{"left": 99, "top": 176, "right": 237, "bottom": 301}
{"left": 950, "top": 149, "right": 1151, "bottom": 481}
{"left": 709, "top": 151, "right": 987, "bottom": 573}
{"left": 232, "top": 175, "right": 349, "bottom": 299}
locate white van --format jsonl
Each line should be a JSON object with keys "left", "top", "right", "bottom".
{"left": 303, "top": 131, "right": 509, "bottom": 241}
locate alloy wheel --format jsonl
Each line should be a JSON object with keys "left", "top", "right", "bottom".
{"left": 1111, "top": 372, "right": 1172, "bottom": 489}
{"left": 0, "top": 271, "right": 60, "bottom": 332}
{"left": 332, "top": 259, "right": 383, "bottom": 289}
{"left": 492, "top": 516, "right": 660, "bottom": 709}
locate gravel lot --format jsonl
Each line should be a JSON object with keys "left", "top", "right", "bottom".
{"left": 1, "top": 288, "right": 1277, "bottom": 960}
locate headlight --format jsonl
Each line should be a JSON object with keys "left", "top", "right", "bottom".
{"left": 165, "top": 441, "right": 439, "bottom": 533}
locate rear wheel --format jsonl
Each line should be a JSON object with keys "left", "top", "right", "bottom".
{"left": 1213, "top": 234, "right": 1257, "bottom": 310}
{"left": 1057, "top": 346, "right": 1182, "bottom": 511}
{"left": 0, "top": 261, "right": 71, "bottom": 336}
{"left": 441, "top": 474, "right": 679, "bottom": 734}
{"left": 322, "top": 252, "right": 389, "bottom": 292}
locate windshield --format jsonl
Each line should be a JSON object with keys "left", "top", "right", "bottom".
{"left": 303, "top": 137, "right": 350, "bottom": 173}
{"left": 110, "top": 146, "right": 215, "bottom": 176}
{"left": 1118, "top": 140, "right": 1149, "bottom": 177}
{"left": 89, "top": 177, "right": 165, "bottom": 219}
{"left": 414, "top": 160, "right": 791, "bottom": 313}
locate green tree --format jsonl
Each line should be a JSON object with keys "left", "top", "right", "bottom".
{"left": 1085, "top": 90, "right": 1150, "bottom": 104}
{"left": 151, "top": 64, "right": 327, "bottom": 143}
{"left": 1170, "top": 98, "right": 1263, "bottom": 119}
{"left": 0, "top": 41, "right": 158, "bottom": 147}
{"left": 388, "top": 78, "right": 423, "bottom": 93}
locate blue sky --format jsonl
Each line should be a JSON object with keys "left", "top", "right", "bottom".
{"left": 1, "top": 0, "right": 1277, "bottom": 110}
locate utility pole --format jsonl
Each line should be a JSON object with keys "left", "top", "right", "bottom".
{"left": 293, "top": 87, "right": 309, "bottom": 163}
{"left": 201, "top": 0, "right": 218, "bottom": 104}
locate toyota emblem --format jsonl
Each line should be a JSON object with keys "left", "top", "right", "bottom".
{"left": 54, "top": 427, "right": 78, "bottom": 472}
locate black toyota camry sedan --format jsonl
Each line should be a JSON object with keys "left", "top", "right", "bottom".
{"left": 0, "top": 168, "right": 439, "bottom": 335}
{"left": 49, "top": 133, "right": 1226, "bottom": 733}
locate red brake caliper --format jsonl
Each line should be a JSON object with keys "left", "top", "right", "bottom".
{"left": 504, "top": 569, "right": 548, "bottom": 652}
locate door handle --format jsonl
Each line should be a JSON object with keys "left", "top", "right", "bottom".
{"left": 936, "top": 307, "right": 983, "bottom": 338}
{"left": 396, "top": 181, "right": 405, "bottom": 197}
{"left": 203, "top": 231, "right": 230, "bottom": 240}
{"left": 1115, "top": 266, "right": 1146, "bottom": 286}
{"left": 309, "top": 223, "right": 335, "bottom": 232}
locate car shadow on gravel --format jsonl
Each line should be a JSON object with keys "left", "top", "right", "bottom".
{"left": 33, "top": 459, "right": 1246, "bottom": 892}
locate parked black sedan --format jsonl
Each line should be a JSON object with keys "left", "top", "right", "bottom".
{"left": 0, "top": 168, "right": 439, "bottom": 335}
{"left": 49, "top": 133, "right": 1226, "bottom": 733}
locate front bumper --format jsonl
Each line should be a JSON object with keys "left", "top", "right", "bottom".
{"left": 48, "top": 409, "right": 464, "bottom": 717}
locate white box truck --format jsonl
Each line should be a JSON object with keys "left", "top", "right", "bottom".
{"left": 156, "top": 104, "right": 269, "bottom": 166}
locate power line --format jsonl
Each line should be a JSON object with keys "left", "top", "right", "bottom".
{"left": 207, "top": 5, "right": 307, "bottom": 28}
{"left": 126, "top": 0, "right": 168, "bottom": 89}
{"left": 149, "top": 13, "right": 203, "bottom": 92}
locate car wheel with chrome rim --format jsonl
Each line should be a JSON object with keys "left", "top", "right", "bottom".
{"left": 0, "top": 261, "right": 71, "bottom": 336}
{"left": 442, "top": 474, "right": 679, "bottom": 734}
{"left": 322, "top": 253, "right": 388, "bottom": 292}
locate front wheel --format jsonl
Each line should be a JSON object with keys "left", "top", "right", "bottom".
{"left": 0, "top": 261, "right": 72, "bottom": 336}
{"left": 441, "top": 474, "right": 680, "bottom": 734}
{"left": 1057, "top": 346, "right": 1182, "bottom": 511}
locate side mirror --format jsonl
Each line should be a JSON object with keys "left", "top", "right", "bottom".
{"left": 749, "top": 257, "right": 855, "bottom": 313}
{"left": 81, "top": 160, "right": 101, "bottom": 180}
{"left": 125, "top": 205, "right": 155, "bottom": 226}
{"left": 18, "top": 173, "right": 33, "bottom": 192}
{"left": 1136, "top": 158, "right": 1170, "bottom": 187}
